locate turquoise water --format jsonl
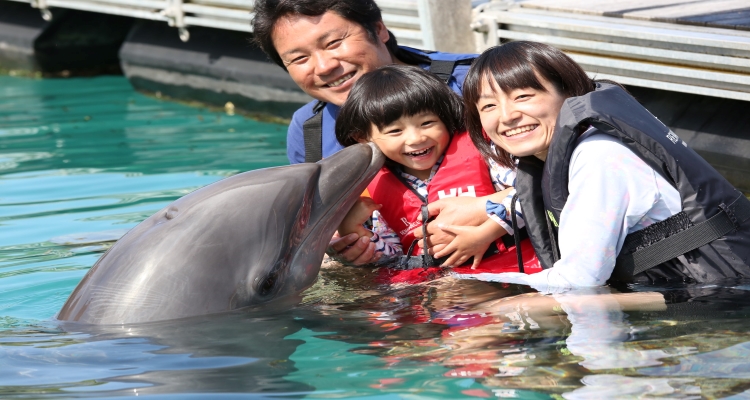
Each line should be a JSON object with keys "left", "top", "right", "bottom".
{"left": 4, "top": 75, "right": 750, "bottom": 399}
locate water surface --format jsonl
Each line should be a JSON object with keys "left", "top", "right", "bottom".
{"left": 3, "top": 75, "right": 750, "bottom": 399}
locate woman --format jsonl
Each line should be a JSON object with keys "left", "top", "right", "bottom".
{"left": 462, "top": 41, "right": 750, "bottom": 289}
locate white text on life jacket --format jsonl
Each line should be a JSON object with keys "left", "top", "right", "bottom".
{"left": 437, "top": 186, "right": 477, "bottom": 199}
{"left": 399, "top": 217, "right": 422, "bottom": 236}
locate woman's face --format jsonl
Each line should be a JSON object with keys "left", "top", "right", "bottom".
{"left": 476, "top": 74, "right": 566, "bottom": 160}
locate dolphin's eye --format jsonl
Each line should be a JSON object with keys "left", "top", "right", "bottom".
{"left": 257, "top": 273, "right": 277, "bottom": 296}
{"left": 164, "top": 207, "right": 179, "bottom": 220}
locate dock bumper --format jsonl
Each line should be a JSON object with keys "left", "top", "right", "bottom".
{"left": 119, "top": 21, "right": 310, "bottom": 118}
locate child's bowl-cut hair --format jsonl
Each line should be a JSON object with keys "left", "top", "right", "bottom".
{"left": 336, "top": 65, "right": 464, "bottom": 147}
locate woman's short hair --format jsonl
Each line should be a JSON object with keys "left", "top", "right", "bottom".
{"left": 336, "top": 65, "right": 464, "bottom": 146}
{"left": 463, "top": 41, "right": 600, "bottom": 168}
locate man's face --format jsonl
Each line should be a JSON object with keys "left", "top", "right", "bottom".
{"left": 271, "top": 11, "right": 394, "bottom": 106}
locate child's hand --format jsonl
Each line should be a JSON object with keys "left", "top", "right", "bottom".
{"left": 337, "top": 197, "right": 381, "bottom": 238}
{"left": 433, "top": 219, "right": 506, "bottom": 269}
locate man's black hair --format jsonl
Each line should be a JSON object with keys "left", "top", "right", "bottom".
{"left": 335, "top": 65, "right": 464, "bottom": 147}
{"left": 252, "top": 0, "right": 428, "bottom": 70}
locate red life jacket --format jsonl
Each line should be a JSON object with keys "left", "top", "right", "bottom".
{"left": 367, "top": 132, "right": 541, "bottom": 279}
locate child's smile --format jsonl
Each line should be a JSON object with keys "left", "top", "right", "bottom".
{"left": 404, "top": 146, "right": 434, "bottom": 158}
{"left": 369, "top": 112, "right": 450, "bottom": 181}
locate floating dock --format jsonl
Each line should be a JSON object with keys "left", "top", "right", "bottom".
{"left": 0, "top": 0, "right": 748, "bottom": 189}
{"left": 0, "top": 0, "right": 473, "bottom": 117}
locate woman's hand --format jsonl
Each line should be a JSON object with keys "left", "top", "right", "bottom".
{"left": 413, "top": 187, "right": 514, "bottom": 250}
{"left": 413, "top": 196, "right": 487, "bottom": 249}
{"left": 434, "top": 219, "right": 506, "bottom": 269}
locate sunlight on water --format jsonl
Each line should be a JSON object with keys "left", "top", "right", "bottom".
{"left": 3, "top": 75, "right": 750, "bottom": 399}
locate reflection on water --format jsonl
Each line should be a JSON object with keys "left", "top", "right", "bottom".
{"left": 4, "top": 75, "right": 750, "bottom": 398}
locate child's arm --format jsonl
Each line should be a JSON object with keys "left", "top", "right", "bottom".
{"left": 338, "top": 197, "right": 381, "bottom": 238}
{"left": 433, "top": 218, "right": 507, "bottom": 269}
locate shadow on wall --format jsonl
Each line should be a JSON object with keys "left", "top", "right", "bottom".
{"left": 0, "top": 1, "right": 133, "bottom": 75}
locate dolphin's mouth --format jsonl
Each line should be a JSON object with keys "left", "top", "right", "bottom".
{"left": 311, "top": 142, "right": 385, "bottom": 234}
{"left": 285, "top": 143, "right": 385, "bottom": 289}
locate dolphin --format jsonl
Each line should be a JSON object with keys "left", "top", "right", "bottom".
{"left": 57, "top": 142, "right": 384, "bottom": 324}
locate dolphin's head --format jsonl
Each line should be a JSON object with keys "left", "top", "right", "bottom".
{"left": 57, "top": 143, "right": 384, "bottom": 324}
{"left": 246, "top": 142, "right": 386, "bottom": 305}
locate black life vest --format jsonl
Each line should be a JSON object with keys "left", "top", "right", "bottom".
{"left": 516, "top": 83, "right": 750, "bottom": 283}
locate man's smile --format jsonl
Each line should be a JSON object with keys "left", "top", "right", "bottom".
{"left": 326, "top": 72, "right": 355, "bottom": 88}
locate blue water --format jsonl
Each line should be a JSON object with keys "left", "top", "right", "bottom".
{"left": 4, "top": 75, "right": 750, "bottom": 399}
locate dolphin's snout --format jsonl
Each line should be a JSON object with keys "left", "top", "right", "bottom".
{"left": 307, "top": 142, "right": 384, "bottom": 232}
{"left": 315, "top": 142, "right": 384, "bottom": 206}
{"left": 285, "top": 143, "right": 385, "bottom": 294}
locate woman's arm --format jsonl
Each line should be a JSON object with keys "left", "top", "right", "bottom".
{"left": 413, "top": 156, "right": 522, "bottom": 250}
{"left": 485, "top": 134, "right": 679, "bottom": 289}
{"left": 434, "top": 217, "right": 507, "bottom": 268}
{"left": 550, "top": 135, "right": 678, "bottom": 286}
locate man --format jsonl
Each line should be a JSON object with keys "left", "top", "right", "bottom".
{"left": 252, "top": 0, "right": 476, "bottom": 163}
{"left": 251, "top": 0, "right": 482, "bottom": 264}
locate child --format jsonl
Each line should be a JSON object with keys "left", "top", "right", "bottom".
{"left": 335, "top": 65, "right": 533, "bottom": 271}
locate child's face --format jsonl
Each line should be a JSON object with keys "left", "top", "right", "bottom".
{"left": 368, "top": 112, "right": 450, "bottom": 181}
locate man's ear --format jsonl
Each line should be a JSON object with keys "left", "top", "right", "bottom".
{"left": 374, "top": 21, "right": 390, "bottom": 44}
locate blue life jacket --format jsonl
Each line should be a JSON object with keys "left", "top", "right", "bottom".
{"left": 286, "top": 47, "right": 477, "bottom": 164}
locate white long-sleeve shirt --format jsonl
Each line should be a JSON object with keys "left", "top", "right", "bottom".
{"left": 458, "top": 129, "right": 682, "bottom": 291}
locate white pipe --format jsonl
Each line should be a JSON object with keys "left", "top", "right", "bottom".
{"left": 183, "top": 16, "right": 251, "bottom": 32}
{"left": 496, "top": 10, "right": 750, "bottom": 53}
{"left": 587, "top": 72, "right": 750, "bottom": 102}
{"left": 45, "top": 0, "right": 166, "bottom": 20}
{"left": 83, "top": 0, "right": 166, "bottom": 9}
{"left": 497, "top": 29, "right": 750, "bottom": 74}
{"left": 570, "top": 53, "right": 750, "bottom": 89}
{"left": 181, "top": 4, "right": 251, "bottom": 20}
{"left": 416, "top": 0, "right": 435, "bottom": 50}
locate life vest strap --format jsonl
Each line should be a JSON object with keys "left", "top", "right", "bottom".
{"left": 614, "top": 194, "right": 750, "bottom": 281}
{"left": 302, "top": 101, "right": 326, "bottom": 163}
{"left": 396, "top": 205, "right": 440, "bottom": 269}
{"left": 510, "top": 192, "right": 524, "bottom": 273}
{"left": 429, "top": 60, "right": 457, "bottom": 84}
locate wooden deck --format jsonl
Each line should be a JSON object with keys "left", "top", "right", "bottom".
{"left": 520, "top": 0, "right": 750, "bottom": 31}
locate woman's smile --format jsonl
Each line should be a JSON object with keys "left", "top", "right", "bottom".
{"left": 502, "top": 124, "right": 539, "bottom": 138}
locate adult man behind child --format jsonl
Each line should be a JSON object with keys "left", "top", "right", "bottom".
{"left": 251, "top": 0, "right": 494, "bottom": 265}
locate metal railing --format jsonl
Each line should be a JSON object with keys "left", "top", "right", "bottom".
{"left": 8, "top": 0, "right": 433, "bottom": 48}
{"left": 473, "top": 3, "right": 750, "bottom": 101}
